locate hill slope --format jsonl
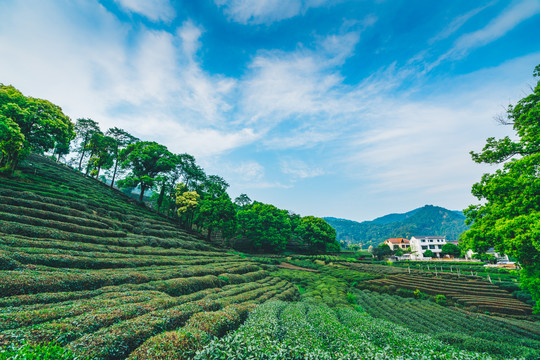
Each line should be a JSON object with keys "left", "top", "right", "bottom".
{"left": 0, "top": 154, "right": 298, "bottom": 359}
{"left": 324, "top": 205, "right": 468, "bottom": 248}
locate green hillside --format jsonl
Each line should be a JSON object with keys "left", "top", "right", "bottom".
{"left": 0, "top": 156, "right": 538, "bottom": 360}
{"left": 325, "top": 205, "right": 469, "bottom": 248}
{"left": 0, "top": 154, "right": 298, "bottom": 359}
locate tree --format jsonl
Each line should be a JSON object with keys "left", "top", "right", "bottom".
{"left": 295, "top": 216, "right": 339, "bottom": 253}
{"left": 372, "top": 244, "right": 393, "bottom": 260}
{"left": 74, "top": 118, "right": 101, "bottom": 172}
{"left": 176, "top": 183, "right": 200, "bottom": 229}
{"left": 105, "top": 127, "right": 139, "bottom": 188}
{"left": 461, "top": 64, "right": 540, "bottom": 312}
{"left": 118, "top": 141, "right": 176, "bottom": 202}
{"left": 0, "top": 85, "right": 75, "bottom": 173}
{"left": 176, "top": 153, "right": 206, "bottom": 191}
{"left": 234, "top": 193, "right": 252, "bottom": 208}
{"left": 194, "top": 193, "right": 237, "bottom": 240}
{"left": 86, "top": 133, "right": 116, "bottom": 178}
{"left": 423, "top": 249, "right": 434, "bottom": 258}
{"left": 0, "top": 115, "right": 25, "bottom": 172}
{"left": 441, "top": 243, "right": 461, "bottom": 258}
{"left": 237, "top": 201, "right": 292, "bottom": 252}
{"left": 53, "top": 141, "right": 70, "bottom": 163}
{"left": 189, "top": 174, "right": 236, "bottom": 240}
{"left": 154, "top": 153, "right": 206, "bottom": 216}
{"left": 201, "top": 175, "right": 229, "bottom": 199}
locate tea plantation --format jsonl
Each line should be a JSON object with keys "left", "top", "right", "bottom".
{"left": 0, "top": 155, "right": 297, "bottom": 359}
{"left": 1, "top": 155, "right": 539, "bottom": 359}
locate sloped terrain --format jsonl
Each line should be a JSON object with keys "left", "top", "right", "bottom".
{"left": 0, "top": 155, "right": 298, "bottom": 359}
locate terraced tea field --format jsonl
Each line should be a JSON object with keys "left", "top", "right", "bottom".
{"left": 355, "top": 290, "right": 540, "bottom": 359}
{"left": 0, "top": 155, "right": 298, "bottom": 359}
{"left": 369, "top": 273, "right": 532, "bottom": 315}
{"left": 1, "top": 155, "right": 539, "bottom": 360}
{"left": 196, "top": 300, "right": 494, "bottom": 359}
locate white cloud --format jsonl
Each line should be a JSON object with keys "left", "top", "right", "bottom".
{"left": 453, "top": 0, "right": 540, "bottom": 53}
{"left": 428, "top": 3, "right": 494, "bottom": 44}
{"left": 235, "top": 161, "right": 266, "bottom": 181}
{"left": 114, "top": 0, "right": 176, "bottom": 23}
{"left": 238, "top": 31, "right": 363, "bottom": 135}
{"left": 0, "top": 0, "right": 244, "bottom": 161}
{"left": 214, "top": 0, "right": 332, "bottom": 24}
{"left": 280, "top": 158, "right": 324, "bottom": 179}
{"left": 339, "top": 54, "right": 540, "bottom": 211}
{"left": 430, "top": 0, "right": 540, "bottom": 69}
{"left": 177, "top": 20, "right": 203, "bottom": 59}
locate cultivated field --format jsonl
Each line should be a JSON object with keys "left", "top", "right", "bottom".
{"left": 0, "top": 155, "right": 538, "bottom": 359}
{"left": 0, "top": 155, "right": 298, "bottom": 359}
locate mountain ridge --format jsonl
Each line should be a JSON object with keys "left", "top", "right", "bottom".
{"left": 324, "top": 205, "right": 468, "bottom": 248}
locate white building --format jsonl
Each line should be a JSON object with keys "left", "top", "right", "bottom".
{"left": 465, "top": 248, "right": 509, "bottom": 263}
{"left": 409, "top": 236, "right": 447, "bottom": 259}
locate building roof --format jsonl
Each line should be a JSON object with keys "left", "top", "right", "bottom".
{"left": 385, "top": 238, "right": 410, "bottom": 244}
{"left": 411, "top": 236, "right": 446, "bottom": 240}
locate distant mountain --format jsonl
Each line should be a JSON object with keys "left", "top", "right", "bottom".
{"left": 324, "top": 205, "right": 468, "bottom": 248}
{"left": 369, "top": 208, "right": 422, "bottom": 224}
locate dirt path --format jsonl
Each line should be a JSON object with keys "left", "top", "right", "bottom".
{"left": 278, "top": 262, "right": 319, "bottom": 272}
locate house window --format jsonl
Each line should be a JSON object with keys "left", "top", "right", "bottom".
{"left": 429, "top": 240, "right": 433, "bottom": 243}
{"left": 429, "top": 245, "right": 435, "bottom": 249}
{"left": 421, "top": 246, "right": 427, "bottom": 250}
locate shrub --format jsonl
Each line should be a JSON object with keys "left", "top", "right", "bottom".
{"left": 0, "top": 343, "right": 80, "bottom": 360}
{"left": 435, "top": 295, "right": 447, "bottom": 306}
{"left": 0, "top": 253, "right": 20, "bottom": 270}
{"left": 127, "top": 328, "right": 210, "bottom": 360}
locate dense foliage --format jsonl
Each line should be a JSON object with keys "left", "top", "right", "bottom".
{"left": 325, "top": 205, "right": 468, "bottom": 248}
{"left": 118, "top": 141, "right": 177, "bottom": 202}
{"left": 295, "top": 216, "right": 339, "bottom": 253}
{"left": 0, "top": 84, "right": 75, "bottom": 174}
{"left": 237, "top": 201, "right": 292, "bottom": 252}
{"left": 462, "top": 64, "right": 540, "bottom": 312}
{"left": 0, "top": 84, "right": 337, "bottom": 253}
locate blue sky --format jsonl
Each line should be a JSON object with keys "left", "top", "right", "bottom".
{"left": 1, "top": 0, "right": 540, "bottom": 221}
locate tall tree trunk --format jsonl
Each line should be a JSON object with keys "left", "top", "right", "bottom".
{"left": 157, "top": 180, "right": 166, "bottom": 213}
{"left": 110, "top": 158, "right": 118, "bottom": 188}
{"left": 139, "top": 183, "right": 146, "bottom": 202}
{"left": 78, "top": 138, "right": 88, "bottom": 171}
{"left": 85, "top": 149, "right": 95, "bottom": 176}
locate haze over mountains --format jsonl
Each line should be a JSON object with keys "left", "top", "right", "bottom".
{"left": 324, "top": 205, "right": 469, "bottom": 248}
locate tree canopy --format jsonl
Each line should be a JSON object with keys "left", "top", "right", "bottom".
{"left": 295, "top": 216, "right": 339, "bottom": 253}
{"left": 237, "top": 201, "right": 292, "bottom": 252}
{"left": 0, "top": 83, "right": 344, "bottom": 258}
{"left": 105, "top": 127, "right": 138, "bottom": 188}
{"left": 86, "top": 133, "right": 116, "bottom": 178}
{"left": 0, "top": 84, "right": 74, "bottom": 173}
{"left": 118, "top": 141, "right": 177, "bottom": 202}
{"left": 441, "top": 243, "right": 461, "bottom": 257}
{"left": 74, "top": 118, "right": 101, "bottom": 172}
{"left": 461, "top": 64, "right": 540, "bottom": 312}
